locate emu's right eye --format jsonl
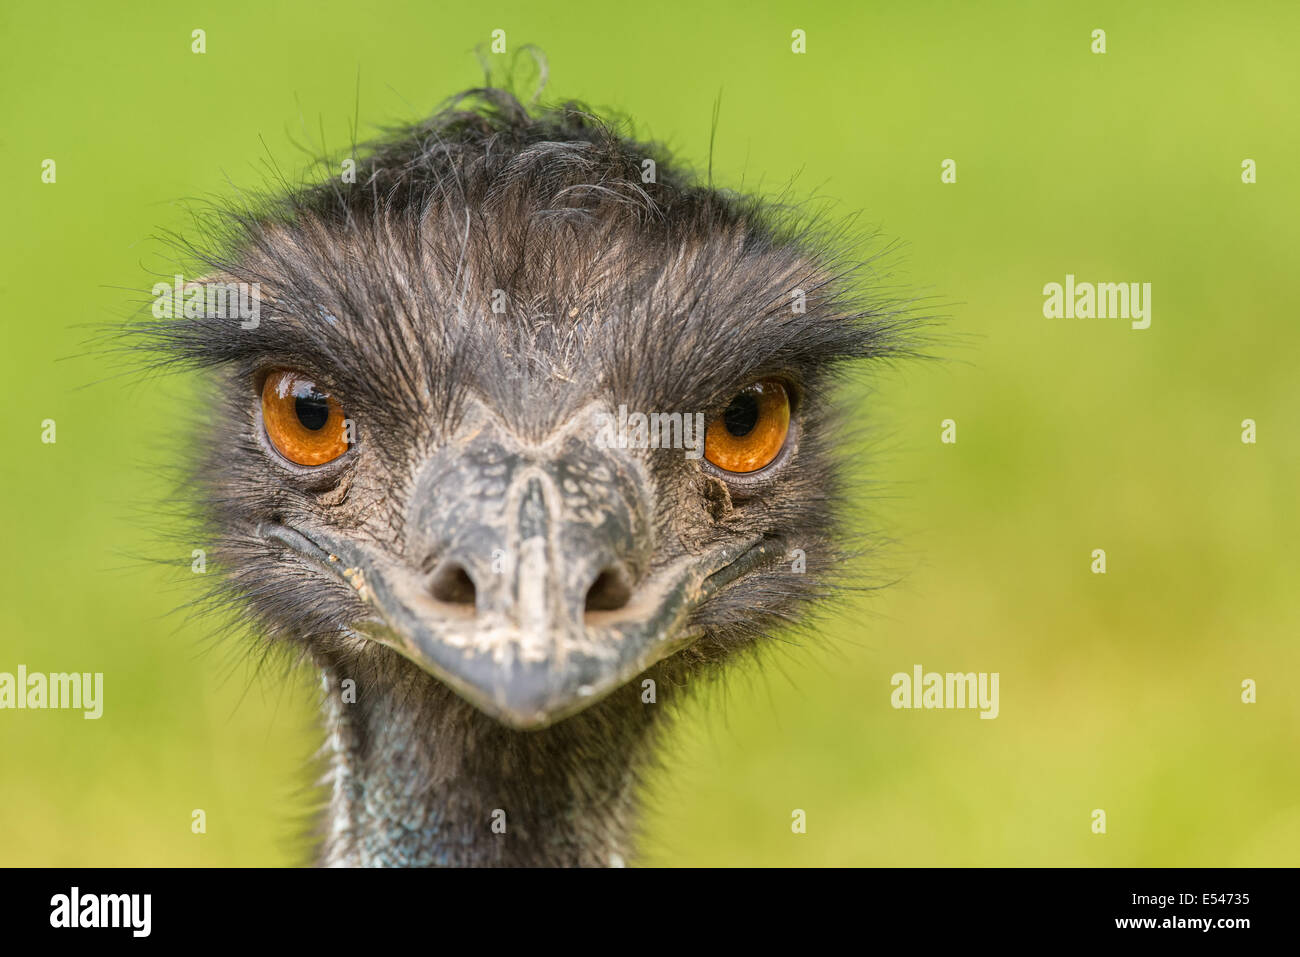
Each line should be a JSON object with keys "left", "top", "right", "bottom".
{"left": 261, "top": 370, "right": 349, "bottom": 466}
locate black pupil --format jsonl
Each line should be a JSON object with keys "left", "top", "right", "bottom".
{"left": 294, "top": 390, "right": 330, "bottom": 431}
{"left": 723, "top": 393, "right": 760, "bottom": 437}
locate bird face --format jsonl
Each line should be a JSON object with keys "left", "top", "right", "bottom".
{"left": 257, "top": 383, "right": 792, "bottom": 728}
{"left": 150, "top": 93, "right": 903, "bottom": 731}
{"left": 239, "top": 309, "right": 831, "bottom": 731}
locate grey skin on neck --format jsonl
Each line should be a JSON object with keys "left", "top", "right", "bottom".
{"left": 315, "top": 653, "right": 671, "bottom": 867}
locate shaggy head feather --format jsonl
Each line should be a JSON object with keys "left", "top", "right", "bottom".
{"left": 135, "top": 87, "right": 915, "bottom": 866}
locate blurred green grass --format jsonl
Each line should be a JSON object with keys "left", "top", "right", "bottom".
{"left": 1, "top": 0, "right": 1296, "bottom": 865}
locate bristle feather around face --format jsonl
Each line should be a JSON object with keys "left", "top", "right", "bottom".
{"left": 126, "top": 86, "right": 923, "bottom": 866}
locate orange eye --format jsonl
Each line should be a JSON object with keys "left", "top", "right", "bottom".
{"left": 704, "top": 379, "right": 791, "bottom": 474}
{"left": 261, "top": 370, "right": 349, "bottom": 466}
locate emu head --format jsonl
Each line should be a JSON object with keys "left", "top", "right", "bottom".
{"left": 146, "top": 89, "right": 905, "bottom": 733}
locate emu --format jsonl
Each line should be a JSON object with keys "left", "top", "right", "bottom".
{"left": 141, "top": 88, "right": 912, "bottom": 866}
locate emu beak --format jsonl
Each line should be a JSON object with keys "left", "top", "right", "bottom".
{"left": 262, "top": 422, "right": 775, "bottom": 730}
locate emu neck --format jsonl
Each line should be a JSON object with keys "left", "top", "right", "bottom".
{"left": 315, "top": 658, "right": 661, "bottom": 867}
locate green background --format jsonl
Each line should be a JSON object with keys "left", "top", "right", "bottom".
{"left": 2, "top": 0, "right": 1296, "bottom": 866}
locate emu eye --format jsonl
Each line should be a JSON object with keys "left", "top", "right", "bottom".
{"left": 261, "top": 370, "right": 349, "bottom": 466}
{"left": 704, "top": 379, "right": 791, "bottom": 474}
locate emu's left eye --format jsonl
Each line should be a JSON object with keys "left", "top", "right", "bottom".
{"left": 704, "top": 379, "right": 791, "bottom": 474}
{"left": 261, "top": 370, "right": 349, "bottom": 466}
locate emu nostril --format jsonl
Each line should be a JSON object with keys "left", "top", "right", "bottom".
{"left": 585, "top": 566, "right": 633, "bottom": 612}
{"left": 428, "top": 561, "right": 477, "bottom": 605}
